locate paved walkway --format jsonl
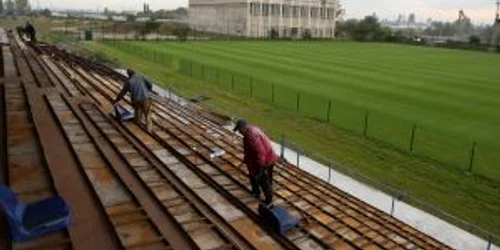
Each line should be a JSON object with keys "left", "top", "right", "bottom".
{"left": 271, "top": 142, "right": 498, "bottom": 250}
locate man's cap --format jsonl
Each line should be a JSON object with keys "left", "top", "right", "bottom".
{"left": 233, "top": 119, "right": 248, "bottom": 132}
{"left": 126, "top": 69, "right": 135, "bottom": 76}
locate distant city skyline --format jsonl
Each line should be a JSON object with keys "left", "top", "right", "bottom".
{"left": 35, "top": 0, "right": 498, "bottom": 24}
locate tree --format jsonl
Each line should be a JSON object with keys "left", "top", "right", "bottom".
{"left": 140, "top": 21, "right": 160, "bottom": 39}
{"left": 354, "top": 15, "right": 382, "bottom": 41}
{"left": 126, "top": 14, "right": 136, "bottom": 22}
{"left": 469, "top": 35, "right": 481, "bottom": 45}
{"left": 173, "top": 26, "right": 189, "bottom": 41}
{"left": 14, "top": 0, "right": 29, "bottom": 15}
{"left": 336, "top": 19, "right": 358, "bottom": 38}
{"left": 5, "top": 0, "right": 14, "bottom": 15}
{"left": 0, "top": 1, "right": 4, "bottom": 14}
{"left": 40, "top": 8, "right": 50, "bottom": 17}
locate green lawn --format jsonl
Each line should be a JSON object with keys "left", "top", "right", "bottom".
{"left": 104, "top": 40, "right": 500, "bottom": 182}
{"left": 88, "top": 41, "right": 500, "bottom": 242}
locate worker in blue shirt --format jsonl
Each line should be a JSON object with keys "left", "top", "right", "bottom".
{"left": 112, "top": 69, "right": 153, "bottom": 131}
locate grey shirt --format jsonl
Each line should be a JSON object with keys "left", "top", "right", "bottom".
{"left": 124, "top": 75, "right": 152, "bottom": 103}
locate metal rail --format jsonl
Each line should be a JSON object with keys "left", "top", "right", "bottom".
{"left": 46, "top": 93, "right": 176, "bottom": 250}
{"left": 78, "top": 101, "right": 256, "bottom": 250}
{"left": 45, "top": 43, "right": 292, "bottom": 250}
{"left": 160, "top": 101, "right": 451, "bottom": 249}
{"left": 65, "top": 54, "right": 328, "bottom": 250}
{"left": 37, "top": 46, "right": 255, "bottom": 250}
{"left": 135, "top": 88, "right": 451, "bottom": 250}
{"left": 37, "top": 43, "right": 285, "bottom": 250}
{"left": 3, "top": 37, "right": 73, "bottom": 250}
{"left": 90, "top": 75, "right": 424, "bottom": 249}
{"left": 33, "top": 41, "right": 454, "bottom": 250}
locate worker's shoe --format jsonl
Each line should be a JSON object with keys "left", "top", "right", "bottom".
{"left": 263, "top": 201, "right": 274, "bottom": 209}
{"left": 251, "top": 191, "right": 261, "bottom": 199}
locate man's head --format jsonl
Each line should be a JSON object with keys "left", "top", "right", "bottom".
{"left": 126, "top": 69, "right": 135, "bottom": 78}
{"left": 233, "top": 119, "right": 248, "bottom": 134}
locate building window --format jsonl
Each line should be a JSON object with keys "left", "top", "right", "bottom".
{"left": 283, "top": 5, "right": 291, "bottom": 17}
{"left": 310, "top": 7, "right": 318, "bottom": 18}
{"left": 328, "top": 8, "right": 335, "bottom": 19}
{"left": 254, "top": 3, "right": 261, "bottom": 16}
{"left": 300, "top": 6, "right": 307, "bottom": 17}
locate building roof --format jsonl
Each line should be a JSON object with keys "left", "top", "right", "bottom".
{"left": 0, "top": 29, "right": 452, "bottom": 250}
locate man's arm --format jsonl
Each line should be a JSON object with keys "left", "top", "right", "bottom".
{"left": 144, "top": 77, "right": 153, "bottom": 92}
{"left": 243, "top": 136, "right": 258, "bottom": 175}
{"left": 113, "top": 82, "right": 129, "bottom": 104}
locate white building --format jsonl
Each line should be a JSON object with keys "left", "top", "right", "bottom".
{"left": 189, "top": 0, "right": 343, "bottom": 38}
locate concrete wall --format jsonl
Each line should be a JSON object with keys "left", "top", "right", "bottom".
{"left": 189, "top": 0, "right": 248, "bottom": 37}
{"left": 189, "top": 0, "right": 342, "bottom": 38}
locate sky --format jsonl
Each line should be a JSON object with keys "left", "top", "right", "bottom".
{"left": 35, "top": 0, "right": 498, "bottom": 24}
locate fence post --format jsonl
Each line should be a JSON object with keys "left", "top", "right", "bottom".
{"left": 250, "top": 81, "right": 253, "bottom": 97}
{"left": 326, "top": 100, "right": 332, "bottom": 123}
{"left": 363, "top": 111, "right": 370, "bottom": 139}
{"left": 216, "top": 69, "right": 220, "bottom": 83}
{"left": 280, "top": 133, "right": 285, "bottom": 160}
{"left": 409, "top": 124, "right": 417, "bottom": 152}
{"left": 190, "top": 62, "right": 193, "bottom": 76}
{"left": 296, "top": 91, "right": 301, "bottom": 112}
{"left": 231, "top": 75, "right": 235, "bottom": 90}
{"left": 201, "top": 64, "right": 205, "bottom": 79}
{"left": 328, "top": 163, "right": 332, "bottom": 183}
{"left": 468, "top": 142, "right": 477, "bottom": 173}
{"left": 390, "top": 196, "right": 396, "bottom": 216}
{"left": 296, "top": 150, "right": 300, "bottom": 168}
{"left": 272, "top": 84, "right": 275, "bottom": 103}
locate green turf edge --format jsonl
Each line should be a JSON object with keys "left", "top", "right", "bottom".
{"left": 86, "top": 42, "right": 500, "bottom": 244}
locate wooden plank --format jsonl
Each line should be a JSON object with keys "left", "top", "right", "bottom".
{"left": 24, "top": 88, "right": 122, "bottom": 250}
{"left": 3, "top": 46, "right": 17, "bottom": 77}
{"left": 0, "top": 28, "right": 9, "bottom": 45}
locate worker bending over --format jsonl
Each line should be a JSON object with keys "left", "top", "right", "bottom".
{"left": 234, "top": 120, "right": 277, "bottom": 206}
{"left": 25, "top": 22, "right": 36, "bottom": 43}
{"left": 112, "top": 69, "right": 153, "bottom": 130}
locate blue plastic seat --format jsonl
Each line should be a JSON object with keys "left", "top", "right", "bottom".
{"left": 259, "top": 203, "right": 298, "bottom": 234}
{"left": 0, "top": 184, "right": 71, "bottom": 242}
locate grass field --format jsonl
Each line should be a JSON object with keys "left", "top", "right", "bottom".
{"left": 89, "top": 40, "right": 500, "bottom": 242}
{"left": 106, "top": 40, "right": 500, "bottom": 181}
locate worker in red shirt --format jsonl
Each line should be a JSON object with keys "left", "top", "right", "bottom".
{"left": 234, "top": 120, "right": 278, "bottom": 206}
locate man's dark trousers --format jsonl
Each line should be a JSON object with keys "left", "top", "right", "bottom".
{"left": 250, "top": 165, "right": 274, "bottom": 204}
